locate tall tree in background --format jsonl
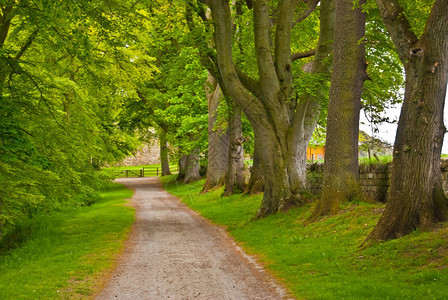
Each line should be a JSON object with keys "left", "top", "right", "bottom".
{"left": 121, "top": 3, "right": 209, "bottom": 183}
{"left": 185, "top": 1, "right": 246, "bottom": 194}
{"left": 206, "top": 0, "right": 334, "bottom": 217}
{"left": 310, "top": 0, "right": 367, "bottom": 220}
{"left": 245, "top": 139, "right": 264, "bottom": 194}
{"left": 201, "top": 74, "right": 230, "bottom": 192}
{"left": 367, "top": 0, "right": 448, "bottom": 241}
{"left": 223, "top": 101, "right": 246, "bottom": 195}
{"left": 158, "top": 128, "right": 172, "bottom": 176}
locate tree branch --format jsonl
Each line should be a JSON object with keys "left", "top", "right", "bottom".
{"left": 14, "top": 29, "right": 39, "bottom": 60}
{"left": 374, "top": 0, "right": 418, "bottom": 64}
{"left": 274, "top": 0, "right": 298, "bottom": 91}
{"left": 292, "top": 0, "right": 335, "bottom": 144}
{"left": 292, "top": 49, "right": 316, "bottom": 61}
{"left": 254, "top": 0, "right": 279, "bottom": 91}
{"left": 188, "top": 0, "right": 208, "bottom": 22}
{"left": 293, "top": 0, "right": 319, "bottom": 26}
{"left": 0, "top": 6, "right": 13, "bottom": 48}
{"left": 136, "top": 88, "right": 169, "bottom": 132}
{"left": 185, "top": 0, "right": 220, "bottom": 80}
{"left": 209, "top": 0, "right": 264, "bottom": 126}
{"left": 235, "top": 65, "right": 260, "bottom": 98}
{"left": 420, "top": 0, "right": 448, "bottom": 53}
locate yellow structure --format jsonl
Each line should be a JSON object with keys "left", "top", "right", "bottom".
{"left": 307, "top": 146, "right": 325, "bottom": 161}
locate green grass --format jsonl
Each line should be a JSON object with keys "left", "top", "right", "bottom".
{"left": 0, "top": 183, "right": 135, "bottom": 299}
{"left": 163, "top": 175, "right": 448, "bottom": 299}
{"left": 307, "top": 155, "right": 392, "bottom": 165}
{"left": 359, "top": 155, "right": 393, "bottom": 165}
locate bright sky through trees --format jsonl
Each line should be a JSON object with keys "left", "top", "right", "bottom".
{"left": 360, "top": 87, "right": 448, "bottom": 154}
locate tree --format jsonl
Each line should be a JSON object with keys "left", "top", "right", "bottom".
{"left": 245, "top": 137, "right": 264, "bottom": 194}
{"left": 0, "top": 0, "right": 142, "bottom": 237}
{"left": 367, "top": 0, "right": 448, "bottom": 242}
{"left": 116, "top": 3, "right": 209, "bottom": 183}
{"left": 310, "top": 0, "right": 367, "bottom": 219}
{"left": 223, "top": 101, "right": 246, "bottom": 195}
{"left": 185, "top": 1, "right": 246, "bottom": 194}
{"left": 201, "top": 74, "right": 230, "bottom": 192}
{"left": 158, "top": 128, "right": 172, "bottom": 176}
{"left": 205, "top": 0, "right": 334, "bottom": 217}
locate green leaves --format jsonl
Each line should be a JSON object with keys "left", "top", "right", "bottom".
{"left": 362, "top": 1, "right": 404, "bottom": 126}
{"left": 0, "top": 0, "right": 143, "bottom": 240}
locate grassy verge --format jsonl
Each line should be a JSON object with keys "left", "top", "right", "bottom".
{"left": 162, "top": 175, "right": 448, "bottom": 299}
{"left": 359, "top": 155, "right": 393, "bottom": 165}
{"left": 0, "top": 183, "right": 134, "bottom": 299}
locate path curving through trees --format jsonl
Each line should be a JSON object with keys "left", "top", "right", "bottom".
{"left": 95, "top": 177, "right": 288, "bottom": 299}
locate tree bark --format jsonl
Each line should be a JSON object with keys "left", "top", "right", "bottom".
{"left": 0, "top": 6, "right": 13, "bottom": 93}
{"left": 159, "top": 128, "right": 171, "bottom": 176}
{"left": 184, "top": 134, "right": 202, "bottom": 184}
{"left": 207, "top": 0, "right": 334, "bottom": 217}
{"left": 366, "top": 0, "right": 448, "bottom": 242}
{"left": 309, "top": 0, "right": 367, "bottom": 220}
{"left": 177, "top": 154, "right": 187, "bottom": 181}
{"left": 224, "top": 102, "right": 246, "bottom": 195}
{"left": 184, "top": 149, "right": 201, "bottom": 183}
{"left": 245, "top": 137, "right": 264, "bottom": 194}
{"left": 202, "top": 74, "right": 229, "bottom": 192}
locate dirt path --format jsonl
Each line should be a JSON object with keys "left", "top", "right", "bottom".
{"left": 95, "top": 177, "right": 289, "bottom": 300}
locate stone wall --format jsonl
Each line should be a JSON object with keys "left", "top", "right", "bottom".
{"left": 307, "top": 163, "right": 324, "bottom": 195}
{"left": 119, "top": 141, "right": 160, "bottom": 166}
{"left": 307, "top": 159, "right": 448, "bottom": 201}
{"left": 358, "top": 164, "right": 390, "bottom": 202}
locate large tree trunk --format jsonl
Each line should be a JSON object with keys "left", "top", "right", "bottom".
{"left": 202, "top": 74, "right": 229, "bottom": 192}
{"left": 208, "top": 0, "right": 335, "bottom": 217}
{"left": 309, "top": 0, "right": 367, "bottom": 220}
{"left": 159, "top": 129, "right": 171, "bottom": 176}
{"left": 254, "top": 125, "right": 305, "bottom": 216}
{"left": 245, "top": 137, "right": 264, "bottom": 194}
{"left": 177, "top": 154, "right": 187, "bottom": 181}
{"left": 184, "top": 135, "right": 202, "bottom": 184}
{"left": 184, "top": 150, "right": 201, "bottom": 184}
{"left": 366, "top": 0, "right": 448, "bottom": 242}
{"left": 224, "top": 102, "right": 246, "bottom": 195}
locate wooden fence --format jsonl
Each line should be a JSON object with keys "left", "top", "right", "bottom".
{"left": 113, "top": 165, "right": 179, "bottom": 178}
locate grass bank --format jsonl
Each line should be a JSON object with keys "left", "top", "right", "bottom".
{"left": 0, "top": 183, "right": 134, "bottom": 299}
{"left": 163, "top": 176, "right": 448, "bottom": 299}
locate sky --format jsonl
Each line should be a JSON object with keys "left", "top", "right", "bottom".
{"left": 359, "top": 90, "right": 448, "bottom": 154}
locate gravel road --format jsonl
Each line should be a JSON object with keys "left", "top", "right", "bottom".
{"left": 95, "top": 177, "right": 289, "bottom": 300}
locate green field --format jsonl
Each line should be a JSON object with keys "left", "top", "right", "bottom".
{"left": 163, "top": 175, "right": 448, "bottom": 299}
{"left": 0, "top": 183, "right": 135, "bottom": 299}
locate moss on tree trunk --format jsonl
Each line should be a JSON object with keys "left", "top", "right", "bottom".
{"left": 159, "top": 129, "right": 171, "bottom": 176}
{"left": 224, "top": 102, "right": 245, "bottom": 196}
{"left": 202, "top": 76, "right": 229, "bottom": 193}
{"left": 366, "top": 0, "right": 448, "bottom": 242}
{"left": 208, "top": 0, "right": 335, "bottom": 217}
{"left": 309, "top": 0, "right": 367, "bottom": 221}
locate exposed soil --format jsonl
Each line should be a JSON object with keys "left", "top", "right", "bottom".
{"left": 95, "top": 177, "right": 290, "bottom": 300}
